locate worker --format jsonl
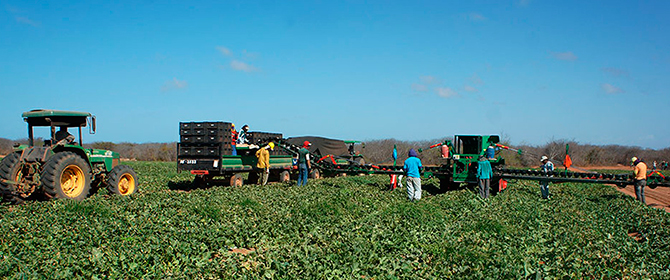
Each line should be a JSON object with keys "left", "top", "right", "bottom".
{"left": 237, "top": 125, "right": 250, "bottom": 147}
{"left": 231, "top": 123, "right": 238, "bottom": 156}
{"left": 403, "top": 148, "right": 423, "bottom": 201}
{"left": 631, "top": 157, "right": 647, "bottom": 205}
{"left": 485, "top": 144, "right": 495, "bottom": 160}
{"left": 477, "top": 155, "right": 493, "bottom": 199}
{"left": 539, "top": 156, "right": 554, "bottom": 199}
{"left": 297, "top": 141, "right": 311, "bottom": 187}
{"left": 54, "top": 126, "right": 74, "bottom": 144}
{"left": 255, "top": 142, "right": 274, "bottom": 186}
{"left": 441, "top": 144, "right": 449, "bottom": 158}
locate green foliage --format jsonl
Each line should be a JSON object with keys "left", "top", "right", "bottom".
{"left": 1, "top": 161, "right": 669, "bottom": 279}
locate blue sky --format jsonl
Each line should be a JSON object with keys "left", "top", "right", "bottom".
{"left": 1, "top": 0, "right": 669, "bottom": 149}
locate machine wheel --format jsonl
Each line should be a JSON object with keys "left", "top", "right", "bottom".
{"left": 0, "top": 153, "right": 36, "bottom": 204}
{"left": 279, "top": 171, "right": 290, "bottom": 183}
{"left": 230, "top": 173, "right": 244, "bottom": 187}
{"left": 648, "top": 184, "right": 658, "bottom": 189}
{"left": 106, "top": 165, "right": 138, "bottom": 196}
{"left": 309, "top": 169, "right": 321, "bottom": 179}
{"left": 193, "top": 175, "right": 208, "bottom": 188}
{"left": 41, "top": 152, "right": 92, "bottom": 201}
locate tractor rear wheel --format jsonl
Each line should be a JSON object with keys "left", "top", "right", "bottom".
{"left": 0, "top": 153, "right": 37, "bottom": 204}
{"left": 41, "top": 152, "right": 92, "bottom": 201}
{"left": 106, "top": 165, "right": 138, "bottom": 196}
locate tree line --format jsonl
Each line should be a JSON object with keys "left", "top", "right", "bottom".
{"left": 1, "top": 136, "right": 668, "bottom": 168}
{"left": 359, "top": 137, "right": 670, "bottom": 168}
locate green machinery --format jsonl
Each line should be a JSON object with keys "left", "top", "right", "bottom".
{"left": 0, "top": 109, "right": 139, "bottom": 204}
{"left": 301, "top": 134, "right": 670, "bottom": 190}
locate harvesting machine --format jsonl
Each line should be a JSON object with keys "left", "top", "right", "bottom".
{"left": 284, "top": 134, "right": 670, "bottom": 191}
{"left": 0, "top": 109, "right": 139, "bottom": 204}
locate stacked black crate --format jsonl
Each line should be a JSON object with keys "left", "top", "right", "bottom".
{"left": 248, "top": 131, "right": 287, "bottom": 155}
{"left": 178, "top": 122, "right": 234, "bottom": 157}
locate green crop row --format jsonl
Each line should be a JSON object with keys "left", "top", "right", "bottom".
{"left": 0, "top": 161, "right": 668, "bottom": 279}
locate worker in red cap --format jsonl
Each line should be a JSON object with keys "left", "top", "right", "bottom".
{"left": 297, "top": 141, "right": 312, "bottom": 187}
{"left": 231, "top": 123, "right": 238, "bottom": 156}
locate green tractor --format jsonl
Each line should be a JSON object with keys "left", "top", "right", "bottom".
{"left": 0, "top": 109, "right": 139, "bottom": 204}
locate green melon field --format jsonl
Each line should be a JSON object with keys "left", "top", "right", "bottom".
{"left": 1, "top": 161, "right": 669, "bottom": 279}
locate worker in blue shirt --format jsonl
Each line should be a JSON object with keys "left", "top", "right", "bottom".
{"left": 477, "top": 155, "right": 493, "bottom": 199}
{"left": 539, "top": 156, "right": 555, "bottom": 199}
{"left": 403, "top": 149, "right": 423, "bottom": 201}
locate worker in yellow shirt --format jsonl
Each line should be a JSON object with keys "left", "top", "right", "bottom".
{"left": 631, "top": 157, "right": 647, "bottom": 205}
{"left": 255, "top": 142, "right": 274, "bottom": 185}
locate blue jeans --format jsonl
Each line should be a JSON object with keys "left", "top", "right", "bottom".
{"left": 634, "top": 179, "right": 646, "bottom": 204}
{"left": 232, "top": 145, "right": 237, "bottom": 156}
{"left": 298, "top": 163, "right": 308, "bottom": 187}
{"left": 540, "top": 181, "right": 550, "bottom": 199}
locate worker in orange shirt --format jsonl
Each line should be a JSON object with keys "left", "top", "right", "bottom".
{"left": 631, "top": 157, "right": 647, "bottom": 205}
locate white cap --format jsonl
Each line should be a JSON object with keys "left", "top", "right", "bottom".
{"left": 540, "top": 156, "right": 548, "bottom": 162}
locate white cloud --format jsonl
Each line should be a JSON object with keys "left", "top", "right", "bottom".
{"left": 161, "top": 78, "right": 188, "bottom": 92}
{"left": 420, "top": 75, "right": 440, "bottom": 85}
{"left": 6, "top": 5, "right": 21, "bottom": 13}
{"left": 517, "top": 0, "right": 531, "bottom": 7}
{"left": 15, "top": 16, "right": 39, "bottom": 27}
{"left": 464, "top": 85, "right": 478, "bottom": 93}
{"left": 470, "top": 73, "right": 484, "bottom": 85}
{"left": 216, "top": 46, "right": 232, "bottom": 56}
{"left": 601, "top": 67, "right": 629, "bottom": 78}
{"left": 436, "top": 87, "right": 459, "bottom": 98}
{"left": 551, "top": 51, "right": 577, "bottom": 61}
{"left": 242, "top": 49, "right": 259, "bottom": 59}
{"left": 601, "top": 83, "right": 623, "bottom": 94}
{"left": 468, "top": 13, "right": 487, "bottom": 21}
{"left": 412, "top": 83, "right": 428, "bottom": 92}
{"left": 230, "top": 60, "right": 259, "bottom": 72}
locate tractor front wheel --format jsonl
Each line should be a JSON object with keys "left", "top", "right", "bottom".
{"left": 41, "top": 152, "right": 92, "bottom": 201}
{"left": 106, "top": 165, "right": 139, "bottom": 196}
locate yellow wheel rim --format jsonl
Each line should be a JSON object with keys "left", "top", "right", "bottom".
{"left": 117, "top": 173, "right": 136, "bottom": 195}
{"left": 61, "top": 165, "right": 85, "bottom": 198}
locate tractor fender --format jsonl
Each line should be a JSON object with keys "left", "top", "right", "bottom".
{"left": 51, "top": 146, "right": 92, "bottom": 168}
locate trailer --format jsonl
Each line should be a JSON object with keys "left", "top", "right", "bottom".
{"left": 176, "top": 121, "right": 294, "bottom": 187}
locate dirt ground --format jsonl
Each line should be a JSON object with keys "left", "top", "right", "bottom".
{"left": 577, "top": 166, "right": 670, "bottom": 213}
{"left": 615, "top": 184, "right": 670, "bottom": 212}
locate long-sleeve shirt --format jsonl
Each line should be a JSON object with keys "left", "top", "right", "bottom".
{"left": 403, "top": 157, "right": 422, "bottom": 178}
{"left": 634, "top": 162, "right": 647, "bottom": 180}
{"left": 256, "top": 148, "right": 270, "bottom": 169}
{"left": 541, "top": 161, "right": 554, "bottom": 173}
{"left": 477, "top": 160, "right": 492, "bottom": 179}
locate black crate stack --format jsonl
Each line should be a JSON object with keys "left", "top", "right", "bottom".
{"left": 248, "top": 131, "right": 289, "bottom": 155}
{"left": 178, "top": 122, "right": 234, "bottom": 157}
